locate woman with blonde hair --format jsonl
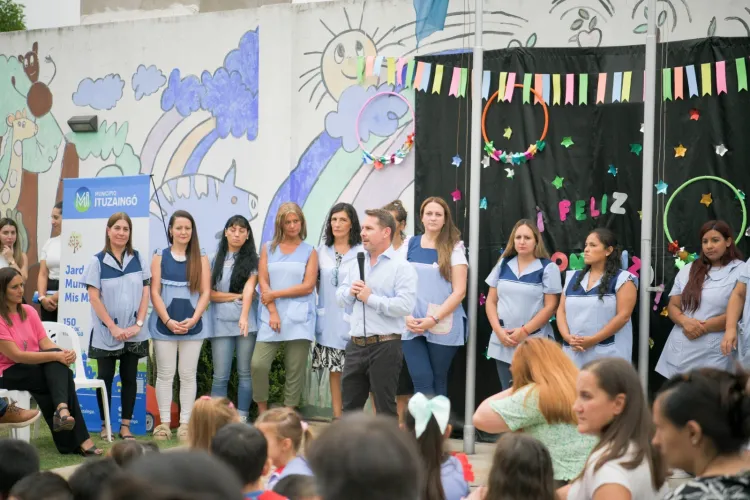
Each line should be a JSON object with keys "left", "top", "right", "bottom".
{"left": 252, "top": 202, "right": 318, "bottom": 413}
{"left": 403, "top": 196, "right": 467, "bottom": 397}
{"left": 473, "top": 338, "right": 596, "bottom": 486}
{"left": 485, "top": 219, "right": 561, "bottom": 389}
{"left": 187, "top": 396, "right": 239, "bottom": 450}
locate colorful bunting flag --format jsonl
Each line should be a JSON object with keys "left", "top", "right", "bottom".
{"left": 405, "top": 59, "right": 416, "bottom": 88}
{"left": 596, "top": 73, "right": 607, "bottom": 104}
{"left": 716, "top": 60, "right": 727, "bottom": 94}
{"left": 579, "top": 73, "right": 588, "bottom": 105}
{"left": 387, "top": 57, "right": 396, "bottom": 85}
{"left": 701, "top": 63, "right": 712, "bottom": 95}
{"left": 458, "top": 68, "right": 468, "bottom": 97}
{"left": 498, "top": 72, "right": 507, "bottom": 102}
{"left": 662, "top": 68, "right": 672, "bottom": 101}
{"left": 566, "top": 74, "right": 574, "bottom": 104}
{"left": 737, "top": 57, "right": 748, "bottom": 91}
{"left": 542, "top": 74, "right": 550, "bottom": 105}
{"left": 622, "top": 71, "right": 632, "bottom": 102}
{"left": 686, "top": 65, "right": 698, "bottom": 97}
{"left": 432, "top": 64, "right": 444, "bottom": 94}
{"left": 365, "top": 56, "right": 375, "bottom": 77}
{"left": 449, "top": 67, "right": 460, "bottom": 96}
{"left": 373, "top": 56, "right": 384, "bottom": 79}
{"left": 482, "top": 70, "right": 491, "bottom": 100}
{"left": 612, "top": 72, "right": 622, "bottom": 102}
{"left": 420, "top": 63, "right": 432, "bottom": 92}
{"left": 553, "top": 74, "right": 561, "bottom": 105}
{"left": 534, "top": 74, "right": 543, "bottom": 104}
{"left": 523, "top": 73, "right": 533, "bottom": 103}
{"left": 504, "top": 72, "right": 516, "bottom": 102}
{"left": 413, "top": 62, "right": 425, "bottom": 90}
{"left": 396, "top": 58, "right": 406, "bottom": 85}
{"left": 357, "top": 56, "right": 366, "bottom": 83}
{"left": 674, "top": 66, "right": 683, "bottom": 100}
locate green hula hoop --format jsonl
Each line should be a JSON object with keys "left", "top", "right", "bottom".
{"left": 663, "top": 175, "right": 747, "bottom": 244}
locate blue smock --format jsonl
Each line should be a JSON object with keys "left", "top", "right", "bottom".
{"left": 209, "top": 252, "right": 258, "bottom": 338}
{"left": 315, "top": 244, "right": 362, "bottom": 350}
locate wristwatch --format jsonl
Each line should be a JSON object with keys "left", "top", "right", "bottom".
{"left": 136, "top": 320, "right": 144, "bottom": 327}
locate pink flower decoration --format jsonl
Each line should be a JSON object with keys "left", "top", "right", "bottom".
{"left": 479, "top": 292, "right": 486, "bottom": 306}
{"left": 451, "top": 189, "right": 462, "bottom": 202}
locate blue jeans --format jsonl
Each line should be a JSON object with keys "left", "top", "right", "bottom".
{"left": 211, "top": 334, "right": 257, "bottom": 416}
{"left": 402, "top": 337, "right": 459, "bottom": 396}
{"left": 495, "top": 360, "right": 513, "bottom": 390}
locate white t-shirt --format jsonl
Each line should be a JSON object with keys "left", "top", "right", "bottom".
{"left": 567, "top": 444, "right": 668, "bottom": 500}
{"left": 392, "top": 235, "right": 411, "bottom": 260}
{"left": 40, "top": 236, "right": 61, "bottom": 280}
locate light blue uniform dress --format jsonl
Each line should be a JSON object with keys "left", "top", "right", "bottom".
{"left": 314, "top": 244, "right": 362, "bottom": 366}
{"left": 257, "top": 242, "right": 316, "bottom": 343}
{"left": 656, "top": 259, "right": 743, "bottom": 378}
{"left": 736, "top": 259, "right": 750, "bottom": 366}
{"left": 402, "top": 236, "right": 467, "bottom": 396}
{"left": 562, "top": 269, "right": 638, "bottom": 368}
{"left": 485, "top": 256, "right": 562, "bottom": 389}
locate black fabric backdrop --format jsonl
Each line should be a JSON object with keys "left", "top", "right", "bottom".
{"left": 415, "top": 37, "right": 750, "bottom": 434}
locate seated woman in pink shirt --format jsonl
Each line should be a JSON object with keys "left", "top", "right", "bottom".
{"left": 0, "top": 268, "right": 101, "bottom": 456}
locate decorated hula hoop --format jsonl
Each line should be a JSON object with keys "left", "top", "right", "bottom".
{"left": 663, "top": 175, "right": 747, "bottom": 243}
{"left": 356, "top": 91, "right": 415, "bottom": 169}
{"left": 482, "top": 84, "right": 549, "bottom": 165}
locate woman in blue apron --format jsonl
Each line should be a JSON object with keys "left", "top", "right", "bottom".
{"left": 314, "top": 203, "right": 362, "bottom": 419}
{"left": 656, "top": 220, "right": 744, "bottom": 378}
{"left": 557, "top": 228, "right": 637, "bottom": 368}
{"left": 252, "top": 202, "right": 317, "bottom": 413}
{"left": 403, "top": 197, "right": 467, "bottom": 397}
{"left": 84, "top": 212, "right": 150, "bottom": 441}
{"left": 149, "top": 210, "right": 211, "bottom": 441}
{"left": 209, "top": 215, "right": 259, "bottom": 422}
{"left": 485, "top": 219, "right": 561, "bottom": 390}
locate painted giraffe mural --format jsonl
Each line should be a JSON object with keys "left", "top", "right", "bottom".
{"left": 3, "top": 110, "right": 37, "bottom": 214}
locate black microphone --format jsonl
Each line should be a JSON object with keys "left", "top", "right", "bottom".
{"left": 357, "top": 252, "right": 365, "bottom": 281}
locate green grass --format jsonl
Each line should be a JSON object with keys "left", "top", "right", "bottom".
{"left": 0, "top": 423, "right": 182, "bottom": 471}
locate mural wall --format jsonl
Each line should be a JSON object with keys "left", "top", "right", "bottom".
{"left": 1, "top": 0, "right": 749, "bottom": 291}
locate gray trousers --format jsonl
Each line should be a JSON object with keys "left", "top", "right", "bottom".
{"left": 342, "top": 338, "right": 403, "bottom": 417}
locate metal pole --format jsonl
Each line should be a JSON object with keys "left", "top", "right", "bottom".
{"left": 463, "top": 0, "right": 483, "bottom": 454}
{"left": 638, "top": 0, "right": 658, "bottom": 390}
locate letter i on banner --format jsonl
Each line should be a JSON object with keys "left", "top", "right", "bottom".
{"left": 737, "top": 57, "right": 748, "bottom": 91}
{"left": 432, "top": 64, "right": 444, "bottom": 94}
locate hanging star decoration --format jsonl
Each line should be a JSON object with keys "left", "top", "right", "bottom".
{"left": 479, "top": 197, "right": 488, "bottom": 209}
{"left": 660, "top": 307, "right": 669, "bottom": 317}
{"left": 640, "top": 123, "right": 645, "bottom": 133}
{"left": 649, "top": 337, "right": 655, "bottom": 349}
{"left": 479, "top": 292, "right": 487, "bottom": 306}
{"left": 481, "top": 156, "right": 490, "bottom": 168}
{"left": 630, "top": 143, "right": 643, "bottom": 155}
{"left": 451, "top": 189, "right": 462, "bottom": 202}
{"left": 674, "top": 144, "right": 687, "bottom": 157}
{"left": 655, "top": 180, "right": 668, "bottom": 194}
{"left": 689, "top": 108, "right": 700, "bottom": 121}
{"left": 503, "top": 127, "right": 512, "bottom": 139}
{"left": 638, "top": 210, "right": 643, "bottom": 220}
{"left": 561, "top": 137, "right": 574, "bottom": 148}
{"left": 452, "top": 155, "right": 462, "bottom": 167}
{"left": 715, "top": 144, "right": 728, "bottom": 156}
{"left": 608, "top": 165, "right": 618, "bottom": 177}
{"left": 737, "top": 190, "right": 746, "bottom": 201}
{"left": 552, "top": 176, "right": 564, "bottom": 189}
{"left": 505, "top": 168, "right": 515, "bottom": 179}
{"left": 700, "top": 193, "right": 713, "bottom": 207}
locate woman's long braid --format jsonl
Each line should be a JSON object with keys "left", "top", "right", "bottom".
{"left": 598, "top": 248, "right": 622, "bottom": 301}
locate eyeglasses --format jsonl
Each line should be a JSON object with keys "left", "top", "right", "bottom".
{"left": 331, "top": 253, "right": 343, "bottom": 286}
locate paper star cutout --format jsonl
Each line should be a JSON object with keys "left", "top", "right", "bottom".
{"left": 640, "top": 123, "right": 644, "bottom": 133}
{"left": 479, "top": 292, "right": 487, "bottom": 305}
{"left": 737, "top": 190, "right": 746, "bottom": 201}
{"left": 638, "top": 210, "right": 643, "bottom": 220}
{"left": 505, "top": 168, "right": 515, "bottom": 179}
{"left": 552, "top": 176, "right": 564, "bottom": 189}
{"left": 649, "top": 337, "right": 655, "bottom": 349}
{"left": 503, "top": 127, "right": 512, "bottom": 139}
{"left": 479, "top": 197, "right": 487, "bottom": 209}
{"left": 674, "top": 144, "right": 687, "bottom": 157}
{"left": 561, "top": 136, "right": 574, "bottom": 148}
{"left": 660, "top": 307, "right": 669, "bottom": 317}
{"left": 716, "top": 144, "right": 728, "bottom": 156}
{"left": 630, "top": 143, "right": 643, "bottom": 155}
{"left": 655, "top": 180, "right": 668, "bottom": 194}
{"left": 451, "top": 189, "right": 462, "bottom": 202}
{"left": 452, "top": 155, "right": 462, "bottom": 167}
{"left": 608, "top": 165, "right": 618, "bottom": 176}
{"left": 700, "top": 193, "right": 713, "bottom": 207}
{"left": 689, "top": 108, "right": 700, "bottom": 121}
{"left": 481, "top": 155, "right": 490, "bottom": 168}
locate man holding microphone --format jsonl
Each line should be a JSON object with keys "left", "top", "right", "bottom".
{"left": 336, "top": 208, "right": 417, "bottom": 417}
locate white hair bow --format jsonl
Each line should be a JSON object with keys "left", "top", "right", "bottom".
{"left": 408, "top": 393, "right": 451, "bottom": 438}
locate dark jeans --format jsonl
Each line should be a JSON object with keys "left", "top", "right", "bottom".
{"left": 0, "top": 396, "right": 6, "bottom": 417}
{"left": 342, "top": 338, "right": 403, "bottom": 417}
{"left": 0, "top": 350, "right": 90, "bottom": 454}
{"left": 96, "top": 352, "right": 140, "bottom": 421}
{"left": 39, "top": 279, "right": 59, "bottom": 323}
{"left": 401, "top": 337, "right": 459, "bottom": 396}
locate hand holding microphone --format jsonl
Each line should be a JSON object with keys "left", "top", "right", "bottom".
{"left": 353, "top": 252, "right": 372, "bottom": 302}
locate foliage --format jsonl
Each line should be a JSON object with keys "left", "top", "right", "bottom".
{"left": 0, "top": 0, "right": 25, "bottom": 33}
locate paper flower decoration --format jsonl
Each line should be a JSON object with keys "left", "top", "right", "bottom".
{"left": 689, "top": 108, "right": 700, "bottom": 120}
{"left": 688, "top": 252, "right": 698, "bottom": 263}
{"left": 561, "top": 137, "right": 574, "bottom": 148}
{"left": 452, "top": 155, "right": 462, "bottom": 167}
{"left": 505, "top": 168, "right": 515, "bottom": 179}
{"left": 655, "top": 180, "right": 668, "bottom": 194}
{"left": 503, "top": 127, "right": 512, "bottom": 139}
{"left": 667, "top": 241, "right": 680, "bottom": 255}
{"left": 451, "top": 189, "right": 462, "bottom": 202}
{"left": 630, "top": 144, "right": 643, "bottom": 155}
{"left": 716, "top": 144, "right": 728, "bottom": 156}
{"left": 608, "top": 165, "right": 618, "bottom": 176}
{"left": 700, "top": 193, "right": 713, "bottom": 207}
{"left": 675, "top": 257, "right": 686, "bottom": 270}
{"left": 674, "top": 144, "right": 687, "bottom": 157}
{"left": 660, "top": 307, "right": 669, "bottom": 317}
{"left": 479, "top": 292, "right": 486, "bottom": 305}
{"left": 479, "top": 197, "right": 487, "bottom": 209}
{"left": 481, "top": 156, "right": 490, "bottom": 168}
{"left": 552, "top": 176, "right": 564, "bottom": 189}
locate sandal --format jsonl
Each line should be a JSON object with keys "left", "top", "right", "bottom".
{"left": 118, "top": 422, "right": 136, "bottom": 441}
{"left": 177, "top": 423, "right": 189, "bottom": 442}
{"left": 153, "top": 423, "right": 172, "bottom": 441}
{"left": 79, "top": 444, "right": 103, "bottom": 457}
{"left": 100, "top": 423, "right": 108, "bottom": 440}
{"left": 53, "top": 405, "right": 75, "bottom": 432}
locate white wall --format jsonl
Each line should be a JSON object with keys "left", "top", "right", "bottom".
{"left": 21, "top": 0, "right": 80, "bottom": 30}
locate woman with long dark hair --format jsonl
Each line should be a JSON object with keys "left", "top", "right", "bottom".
{"left": 558, "top": 358, "right": 667, "bottom": 500}
{"left": 314, "top": 203, "right": 361, "bottom": 419}
{"left": 485, "top": 219, "right": 561, "bottom": 390}
{"left": 0, "top": 218, "right": 27, "bottom": 280}
{"left": 38, "top": 201, "right": 63, "bottom": 321}
{"left": 403, "top": 197, "right": 467, "bottom": 398}
{"left": 0, "top": 267, "right": 101, "bottom": 455}
{"left": 252, "top": 202, "right": 318, "bottom": 414}
{"left": 149, "top": 210, "right": 211, "bottom": 441}
{"left": 654, "top": 368, "right": 750, "bottom": 499}
{"left": 556, "top": 228, "right": 637, "bottom": 368}
{"left": 84, "top": 212, "right": 150, "bottom": 441}
{"left": 209, "top": 215, "right": 259, "bottom": 422}
{"left": 656, "top": 220, "right": 744, "bottom": 378}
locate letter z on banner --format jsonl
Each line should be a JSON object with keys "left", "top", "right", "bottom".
{"left": 60, "top": 175, "right": 150, "bottom": 435}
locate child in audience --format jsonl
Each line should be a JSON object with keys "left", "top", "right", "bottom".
{"left": 9, "top": 471, "right": 72, "bottom": 500}
{"left": 0, "top": 439, "right": 39, "bottom": 500}
{"left": 405, "top": 393, "right": 470, "bottom": 500}
{"left": 273, "top": 475, "right": 319, "bottom": 500}
{"left": 211, "top": 422, "right": 287, "bottom": 500}
{"left": 188, "top": 396, "right": 240, "bottom": 450}
{"left": 108, "top": 440, "right": 160, "bottom": 467}
{"left": 68, "top": 458, "right": 123, "bottom": 500}
{"left": 467, "top": 433, "right": 556, "bottom": 500}
{"left": 256, "top": 408, "right": 314, "bottom": 489}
